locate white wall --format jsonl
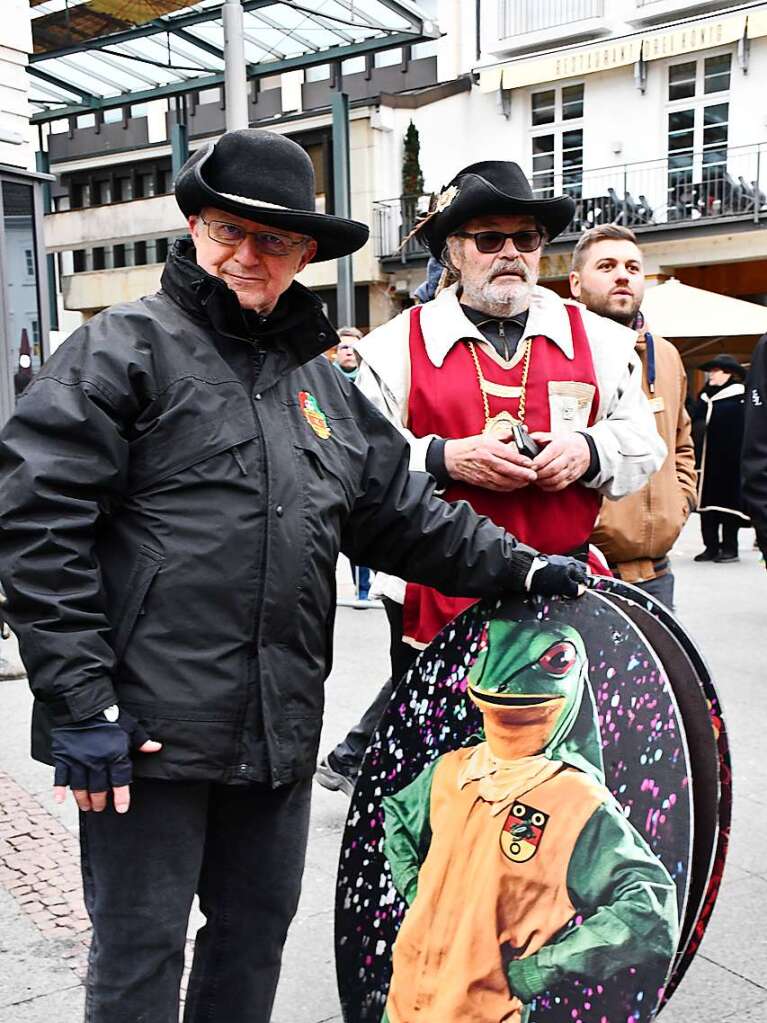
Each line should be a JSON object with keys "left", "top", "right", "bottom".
{"left": 0, "top": 1, "right": 33, "bottom": 170}
{"left": 373, "top": 26, "right": 767, "bottom": 217}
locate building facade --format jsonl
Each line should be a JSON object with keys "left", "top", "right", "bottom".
{"left": 37, "top": 0, "right": 767, "bottom": 353}
{"left": 0, "top": 0, "right": 53, "bottom": 422}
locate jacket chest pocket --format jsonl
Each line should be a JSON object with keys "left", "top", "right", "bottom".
{"left": 547, "top": 381, "right": 596, "bottom": 435}
{"left": 293, "top": 433, "right": 356, "bottom": 512}
{"left": 128, "top": 411, "right": 261, "bottom": 493}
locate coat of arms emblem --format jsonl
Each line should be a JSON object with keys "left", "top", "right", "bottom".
{"left": 500, "top": 801, "right": 548, "bottom": 863}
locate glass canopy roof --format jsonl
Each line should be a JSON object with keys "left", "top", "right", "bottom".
{"left": 28, "top": 0, "right": 438, "bottom": 121}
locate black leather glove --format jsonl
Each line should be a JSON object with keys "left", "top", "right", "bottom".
{"left": 51, "top": 708, "right": 150, "bottom": 793}
{"left": 523, "top": 554, "right": 588, "bottom": 598}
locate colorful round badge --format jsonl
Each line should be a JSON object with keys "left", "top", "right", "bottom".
{"left": 299, "top": 390, "right": 331, "bottom": 439}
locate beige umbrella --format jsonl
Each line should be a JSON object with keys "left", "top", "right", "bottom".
{"left": 642, "top": 278, "right": 767, "bottom": 338}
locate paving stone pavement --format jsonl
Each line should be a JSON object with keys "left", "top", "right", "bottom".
{"left": 0, "top": 528, "right": 765, "bottom": 1022}
{"left": 0, "top": 770, "right": 89, "bottom": 974}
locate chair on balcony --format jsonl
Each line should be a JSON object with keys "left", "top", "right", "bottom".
{"left": 738, "top": 176, "right": 767, "bottom": 213}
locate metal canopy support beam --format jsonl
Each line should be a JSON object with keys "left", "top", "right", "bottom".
{"left": 331, "top": 87, "right": 354, "bottom": 329}
{"left": 27, "top": 66, "right": 98, "bottom": 105}
{"left": 223, "top": 0, "right": 249, "bottom": 130}
{"left": 379, "top": 0, "right": 438, "bottom": 34}
{"left": 170, "top": 121, "right": 189, "bottom": 180}
{"left": 30, "top": 30, "right": 426, "bottom": 123}
{"left": 35, "top": 149, "right": 58, "bottom": 332}
{"left": 171, "top": 27, "right": 226, "bottom": 62}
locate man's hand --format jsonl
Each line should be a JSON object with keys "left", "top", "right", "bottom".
{"left": 524, "top": 554, "right": 588, "bottom": 598}
{"left": 444, "top": 434, "right": 537, "bottom": 492}
{"left": 530, "top": 431, "right": 591, "bottom": 492}
{"left": 52, "top": 709, "right": 162, "bottom": 814}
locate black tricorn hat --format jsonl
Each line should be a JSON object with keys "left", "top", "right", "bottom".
{"left": 700, "top": 354, "right": 747, "bottom": 379}
{"left": 417, "top": 160, "right": 576, "bottom": 261}
{"left": 175, "top": 129, "right": 369, "bottom": 262}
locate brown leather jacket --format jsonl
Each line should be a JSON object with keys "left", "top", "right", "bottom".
{"left": 590, "top": 328, "right": 697, "bottom": 582}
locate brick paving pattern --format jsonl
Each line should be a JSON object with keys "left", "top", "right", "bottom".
{"left": 0, "top": 769, "right": 90, "bottom": 977}
{"left": 0, "top": 767, "right": 196, "bottom": 1010}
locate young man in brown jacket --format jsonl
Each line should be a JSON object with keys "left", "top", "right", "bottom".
{"left": 570, "top": 225, "right": 697, "bottom": 607}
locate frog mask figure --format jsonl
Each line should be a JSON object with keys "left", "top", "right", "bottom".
{"left": 467, "top": 619, "right": 602, "bottom": 777}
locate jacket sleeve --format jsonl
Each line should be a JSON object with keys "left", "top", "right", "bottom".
{"left": 355, "top": 358, "right": 437, "bottom": 475}
{"left": 582, "top": 348, "right": 667, "bottom": 501}
{"left": 675, "top": 357, "right": 697, "bottom": 513}
{"left": 382, "top": 758, "right": 439, "bottom": 905}
{"left": 506, "top": 801, "right": 679, "bottom": 1003}
{"left": 742, "top": 335, "right": 767, "bottom": 554}
{"left": 0, "top": 361, "right": 133, "bottom": 724}
{"left": 340, "top": 391, "right": 533, "bottom": 595}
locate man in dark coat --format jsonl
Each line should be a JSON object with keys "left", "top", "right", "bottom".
{"left": 742, "top": 334, "right": 767, "bottom": 562}
{"left": 0, "top": 129, "right": 585, "bottom": 1023}
{"left": 693, "top": 354, "right": 749, "bottom": 562}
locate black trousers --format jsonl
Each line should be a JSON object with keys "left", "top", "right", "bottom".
{"left": 331, "top": 598, "right": 418, "bottom": 773}
{"left": 700, "top": 510, "right": 742, "bottom": 555}
{"left": 80, "top": 776, "right": 312, "bottom": 1023}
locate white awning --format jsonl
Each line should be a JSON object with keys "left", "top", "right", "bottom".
{"left": 641, "top": 278, "right": 767, "bottom": 338}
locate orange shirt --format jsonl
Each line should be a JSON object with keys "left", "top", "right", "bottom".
{"left": 387, "top": 747, "right": 605, "bottom": 1023}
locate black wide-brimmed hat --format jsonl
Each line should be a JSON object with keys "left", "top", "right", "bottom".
{"left": 700, "top": 354, "right": 746, "bottom": 380}
{"left": 417, "top": 160, "right": 576, "bottom": 261}
{"left": 175, "top": 129, "right": 369, "bottom": 262}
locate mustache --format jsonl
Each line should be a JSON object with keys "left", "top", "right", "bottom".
{"left": 489, "top": 259, "right": 532, "bottom": 282}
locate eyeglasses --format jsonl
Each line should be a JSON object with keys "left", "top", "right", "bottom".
{"left": 199, "top": 215, "right": 309, "bottom": 256}
{"left": 452, "top": 229, "right": 543, "bottom": 254}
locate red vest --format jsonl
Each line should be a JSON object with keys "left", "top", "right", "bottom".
{"left": 402, "top": 302, "right": 601, "bottom": 648}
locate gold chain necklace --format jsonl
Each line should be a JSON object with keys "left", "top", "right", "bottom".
{"left": 467, "top": 337, "right": 533, "bottom": 439}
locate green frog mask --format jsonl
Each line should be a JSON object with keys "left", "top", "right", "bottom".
{"left": 467, "top": 619, "right": 604, "bottom": 778}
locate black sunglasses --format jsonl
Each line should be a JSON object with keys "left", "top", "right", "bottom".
{"left": 452, "top": 229, "right": 543, "bottom": 254}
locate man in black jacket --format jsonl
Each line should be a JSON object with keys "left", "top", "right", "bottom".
{"left": 0, "top": 130, "right": 585, "bottom": 1023}
{"left": 743, "top": 334, "right": 767, "bottom": 563}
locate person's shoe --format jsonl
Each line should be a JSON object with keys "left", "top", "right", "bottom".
{"left": 693, "top": 548, "right": 719, "bottom": 562}
{"left": 713, "top": 550, "right": 739, "bottom": 563}
{"left": 315, "top": 753, "right": 357, "bottom": 796}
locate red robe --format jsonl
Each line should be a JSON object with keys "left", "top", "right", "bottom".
{"left": 403, "top": 303, "right": 601, "bottom": 647}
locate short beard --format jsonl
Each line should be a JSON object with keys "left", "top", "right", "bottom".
{"left": 459, "top": 258, "right": 537, "bottom": 318}
{"left": 578, "top": 287, "right": 640, "bottom": 327}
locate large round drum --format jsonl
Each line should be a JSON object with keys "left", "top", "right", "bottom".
{"left": 336, "top": 591, "right": 700, "bottom": 1023}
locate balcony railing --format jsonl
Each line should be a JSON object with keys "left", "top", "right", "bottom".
{"left": 499, "top": 0, "right": 605, "bottom": 38}
{"left": 373, "top": 142, "right": 767, "bottom": 262}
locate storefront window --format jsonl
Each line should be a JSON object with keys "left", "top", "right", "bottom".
{"left": 1, "top": 181, "right": 44, "bottom": 401}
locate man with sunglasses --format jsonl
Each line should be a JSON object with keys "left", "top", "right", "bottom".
{"left": 317, "top": 160, "right": 664, "bottom": 797}
{"left": 0, "top": 131, "right": 589, "bottom": 1023}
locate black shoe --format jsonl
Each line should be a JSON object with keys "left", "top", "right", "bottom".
{"left": 713, "top": 551, "right": 739, "bottom": 563}
{"left": 694, "top": 548, "right": 719, "bottom": 562}
{"left": 315, "top": 752, "right": 357, "bottom": 796}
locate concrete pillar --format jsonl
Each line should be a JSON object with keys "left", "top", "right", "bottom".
{"left": 222, "top": 0, "right": 249, "bottom": 131}
{"left": 332, "top": 89, "right": 354, "bottom": 328}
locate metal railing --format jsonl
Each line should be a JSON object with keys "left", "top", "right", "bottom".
{"left": 499, "top": 0, "right": 605, "bottom": 38}
{"left": 372, "top": 142, "right": 767, "bottom": 262}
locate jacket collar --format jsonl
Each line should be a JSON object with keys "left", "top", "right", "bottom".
{"left": 161, "top": 240, "right": 334, "bottom": 370}
{"left": 702, "top": 381, "right": 745, "bottom": 403}
{"left": 418, "top": 283, "right": 575, "bottom": 366}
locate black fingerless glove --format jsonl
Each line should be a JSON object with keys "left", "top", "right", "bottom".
{"left": 523, "top": 553, "right": 588, "bottom": 598}
{"left": 51, "top": 709, "right": 150, "bottom": 793}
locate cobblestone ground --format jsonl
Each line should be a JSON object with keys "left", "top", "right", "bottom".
{"left": 0, "top": 767, "right": 198, "bottom": 1012}
{"left": 0, "top": 770, "right": 89, "bottom": 978}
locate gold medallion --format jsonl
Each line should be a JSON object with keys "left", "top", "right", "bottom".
{"left": 484, "top": 410, "right": 518, "bottom": 440}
